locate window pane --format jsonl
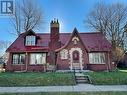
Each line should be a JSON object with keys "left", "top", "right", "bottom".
{"left": 30, "top": 54, "right": 36, "bottom": 64}
{"left": 12, "top": 54, "right": 25, "bottom": 64}
{"left": 30, "top": 53, "right": 46, "bottom": 64}
{"left": 26, "top": 36, "right": 35, "bottom": 45}
{"left": 19, "top": 54, "right": 25, "bottom": 64}
{"left": 13, "top": 54, "right": 19, "bottom": 64}
{"left": 89, "top": 53, "right": 105, "bottom": 64}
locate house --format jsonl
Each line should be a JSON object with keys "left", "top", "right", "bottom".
{"left": 6, "top": 19, "right": 116, "bottom": 72}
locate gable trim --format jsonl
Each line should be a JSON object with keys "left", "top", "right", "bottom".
{"left": 55, "top": 28, "right": 89, "bottom": 52}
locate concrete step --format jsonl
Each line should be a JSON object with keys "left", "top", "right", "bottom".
{"left": 75, "top": 73, "right": 85, "bottom": 77}
{"left": 74, "top": 73, "right": 91, "bottom": 84}
{"left": 75, "top": 76, "right": 88, "bottom": 80}
{"left": 76, "top": 79, "right": 89, "bottom": 83}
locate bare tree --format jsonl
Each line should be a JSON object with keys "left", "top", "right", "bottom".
{"left": 85, "top": 2, "right": 127, "bottom": 62}
{"left": 10, "top": 0, "right": 44, "bottom": 36}
{"left": 0, "top": 40, "right": 11, "bottom": 56}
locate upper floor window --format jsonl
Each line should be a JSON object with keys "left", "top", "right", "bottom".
{"left": 25, "top": 36, "right": 36, "bottom": 46}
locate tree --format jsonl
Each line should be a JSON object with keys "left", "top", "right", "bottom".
{"left": 10, "top": 0, "right": 44, "bottom": 36}
{"left": 0, "top": 40, "right": 11, "bottom": 56}
{"left": 85, "top": 2, "right": 127, "bottom": 62}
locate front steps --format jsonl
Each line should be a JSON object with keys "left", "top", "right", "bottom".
{"left": 74, "top": 71, "right": 92, "bottom": 84}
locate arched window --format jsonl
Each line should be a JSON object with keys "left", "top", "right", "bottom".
{"left": 73, "top": 50, "right": 79, "bottom": 61}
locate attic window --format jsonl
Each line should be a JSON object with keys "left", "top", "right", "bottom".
{"left": 25, "top": 36, "right": 36, "bottom": 46}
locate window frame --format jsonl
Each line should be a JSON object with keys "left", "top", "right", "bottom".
{"left": 89, "top": 53, "right": 105, "bottom": 64}
{"left": 12, "top": 54, "right": 25, "bottom": 64}
{"left": 25, "top": 35, "right": 36, "bottom": 46}
{"left": 60, "top": 49, "right": 68, "bottom": 59}
{"left": 30, "top": 53, "right": 46, "bottom": 65}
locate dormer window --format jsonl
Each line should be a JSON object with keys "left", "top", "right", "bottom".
{"left": 25, "top": 35, "right": 36, "bottom": 46}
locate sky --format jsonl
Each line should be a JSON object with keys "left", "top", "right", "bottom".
{"left": 0, "top": 0, "right": 127, "bottom": 42}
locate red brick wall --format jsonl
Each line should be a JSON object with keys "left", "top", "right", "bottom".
{"left": 6, "top": 52, "right": 46, "bottom": 72}
{"left": 57, "top": 36, "right": 89, "bottom": 70}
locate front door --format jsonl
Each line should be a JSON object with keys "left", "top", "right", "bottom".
{"left": 72, "top": 50, "right": 80, "bottom": 70}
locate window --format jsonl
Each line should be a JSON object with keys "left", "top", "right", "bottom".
{"left": 89, "top": 53, "right": 105, "bottom": 64}
{"left": 12, "top": 54, "right": 25, "bottom": 64}
{"left": 60, "top": 49, "right": 68, "bottom": 59}
{"left": 30, "top": 53, "right": 46, "bottom": 64}
{"left": 25, "top": 36, "right": 36, "bottom": 46}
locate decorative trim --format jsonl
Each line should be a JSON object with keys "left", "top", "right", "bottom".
{"left": 69, "top": 47, "right": 83, "bottom": 70}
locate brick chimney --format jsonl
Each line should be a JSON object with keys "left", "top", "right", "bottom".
{"left": 49, "top": 19, "right": 61, "bottom": 50}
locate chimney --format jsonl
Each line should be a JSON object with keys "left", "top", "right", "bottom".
{"left": 49, "top": 19, "right": 60, "bottom": 50}
{"left": 50, "top": 18, "right": 59, "bottom": 42}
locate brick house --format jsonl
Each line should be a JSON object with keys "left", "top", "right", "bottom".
{"left": 6, "top": 19, "right": 115, "bottom": 72}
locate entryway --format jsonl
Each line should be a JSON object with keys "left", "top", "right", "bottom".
{"left": 69, "top": 48, "right": 83, "bottom": 70}
{"left": 72, "top": 50, "right": 80, "bottom": 70}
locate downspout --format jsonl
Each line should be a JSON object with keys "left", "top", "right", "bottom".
{"left": 107, "top": 52, "right": 111, "bottom": 71}
{"left": 25, "top": 52, "right": 28, "bottom": 72}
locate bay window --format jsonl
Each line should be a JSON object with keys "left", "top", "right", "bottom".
{"left": 89, "top": 53, "right": 105, "bottom": 64}
{"left": 30, "top": 53, "right": 46, "bottom": 64}
{"left": 12, "top": 54, "right": 25, "bottom": 64}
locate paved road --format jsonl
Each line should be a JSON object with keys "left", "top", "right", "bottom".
{"left": 0, "top": 84, "right": 127, "bottom": 93}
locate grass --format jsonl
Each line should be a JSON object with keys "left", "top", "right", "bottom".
{"left": 0, "top": 72, "right": 76, "bottom": 86}
{"left": 0, "top": 92, "right": 127, "bottom": 95}
{"left": 84, "top": 70, "right": 127, "bottom": 85}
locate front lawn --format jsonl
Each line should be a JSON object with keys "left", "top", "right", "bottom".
{"left": 85, "top": 70, "right": 127, "bottom": 85}
{"left": 1, "top": 92, "right": 127, "bottom": 95}
{"left": 0, "top": 72, "right": 76, "bottom": 86}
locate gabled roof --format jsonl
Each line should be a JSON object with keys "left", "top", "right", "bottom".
{"left": 6, "top": 29, "right": 111, "bottom": 52}
{"left": 55, "top": 28, "right": 89, "bottom": 52}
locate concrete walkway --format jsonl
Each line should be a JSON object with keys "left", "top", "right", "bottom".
{"left": 0, "top": 84, "right": 127, "bottom": 93}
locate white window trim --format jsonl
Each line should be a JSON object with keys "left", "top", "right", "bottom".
{"left": 25, "top": 35, "right": 36, "bottom": 46}
{"left": 12, "top": 54, "right": 25, "bottom": 64}
{"left": 60, "top": 49, "right": 68, "bottom": 59}
{"left": 30, "top": 53, "right": 46, "bottom": 65}
{"left": 89, "top": 53, "right": 105, "bottom": 64}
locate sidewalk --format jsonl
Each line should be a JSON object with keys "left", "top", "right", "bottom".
{"left": 0, "top": 84, "right": 127, "bottom": 93}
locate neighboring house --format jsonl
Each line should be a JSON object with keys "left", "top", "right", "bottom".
{"left": 6, "top": 19, "right": 115, "bottom": 72}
